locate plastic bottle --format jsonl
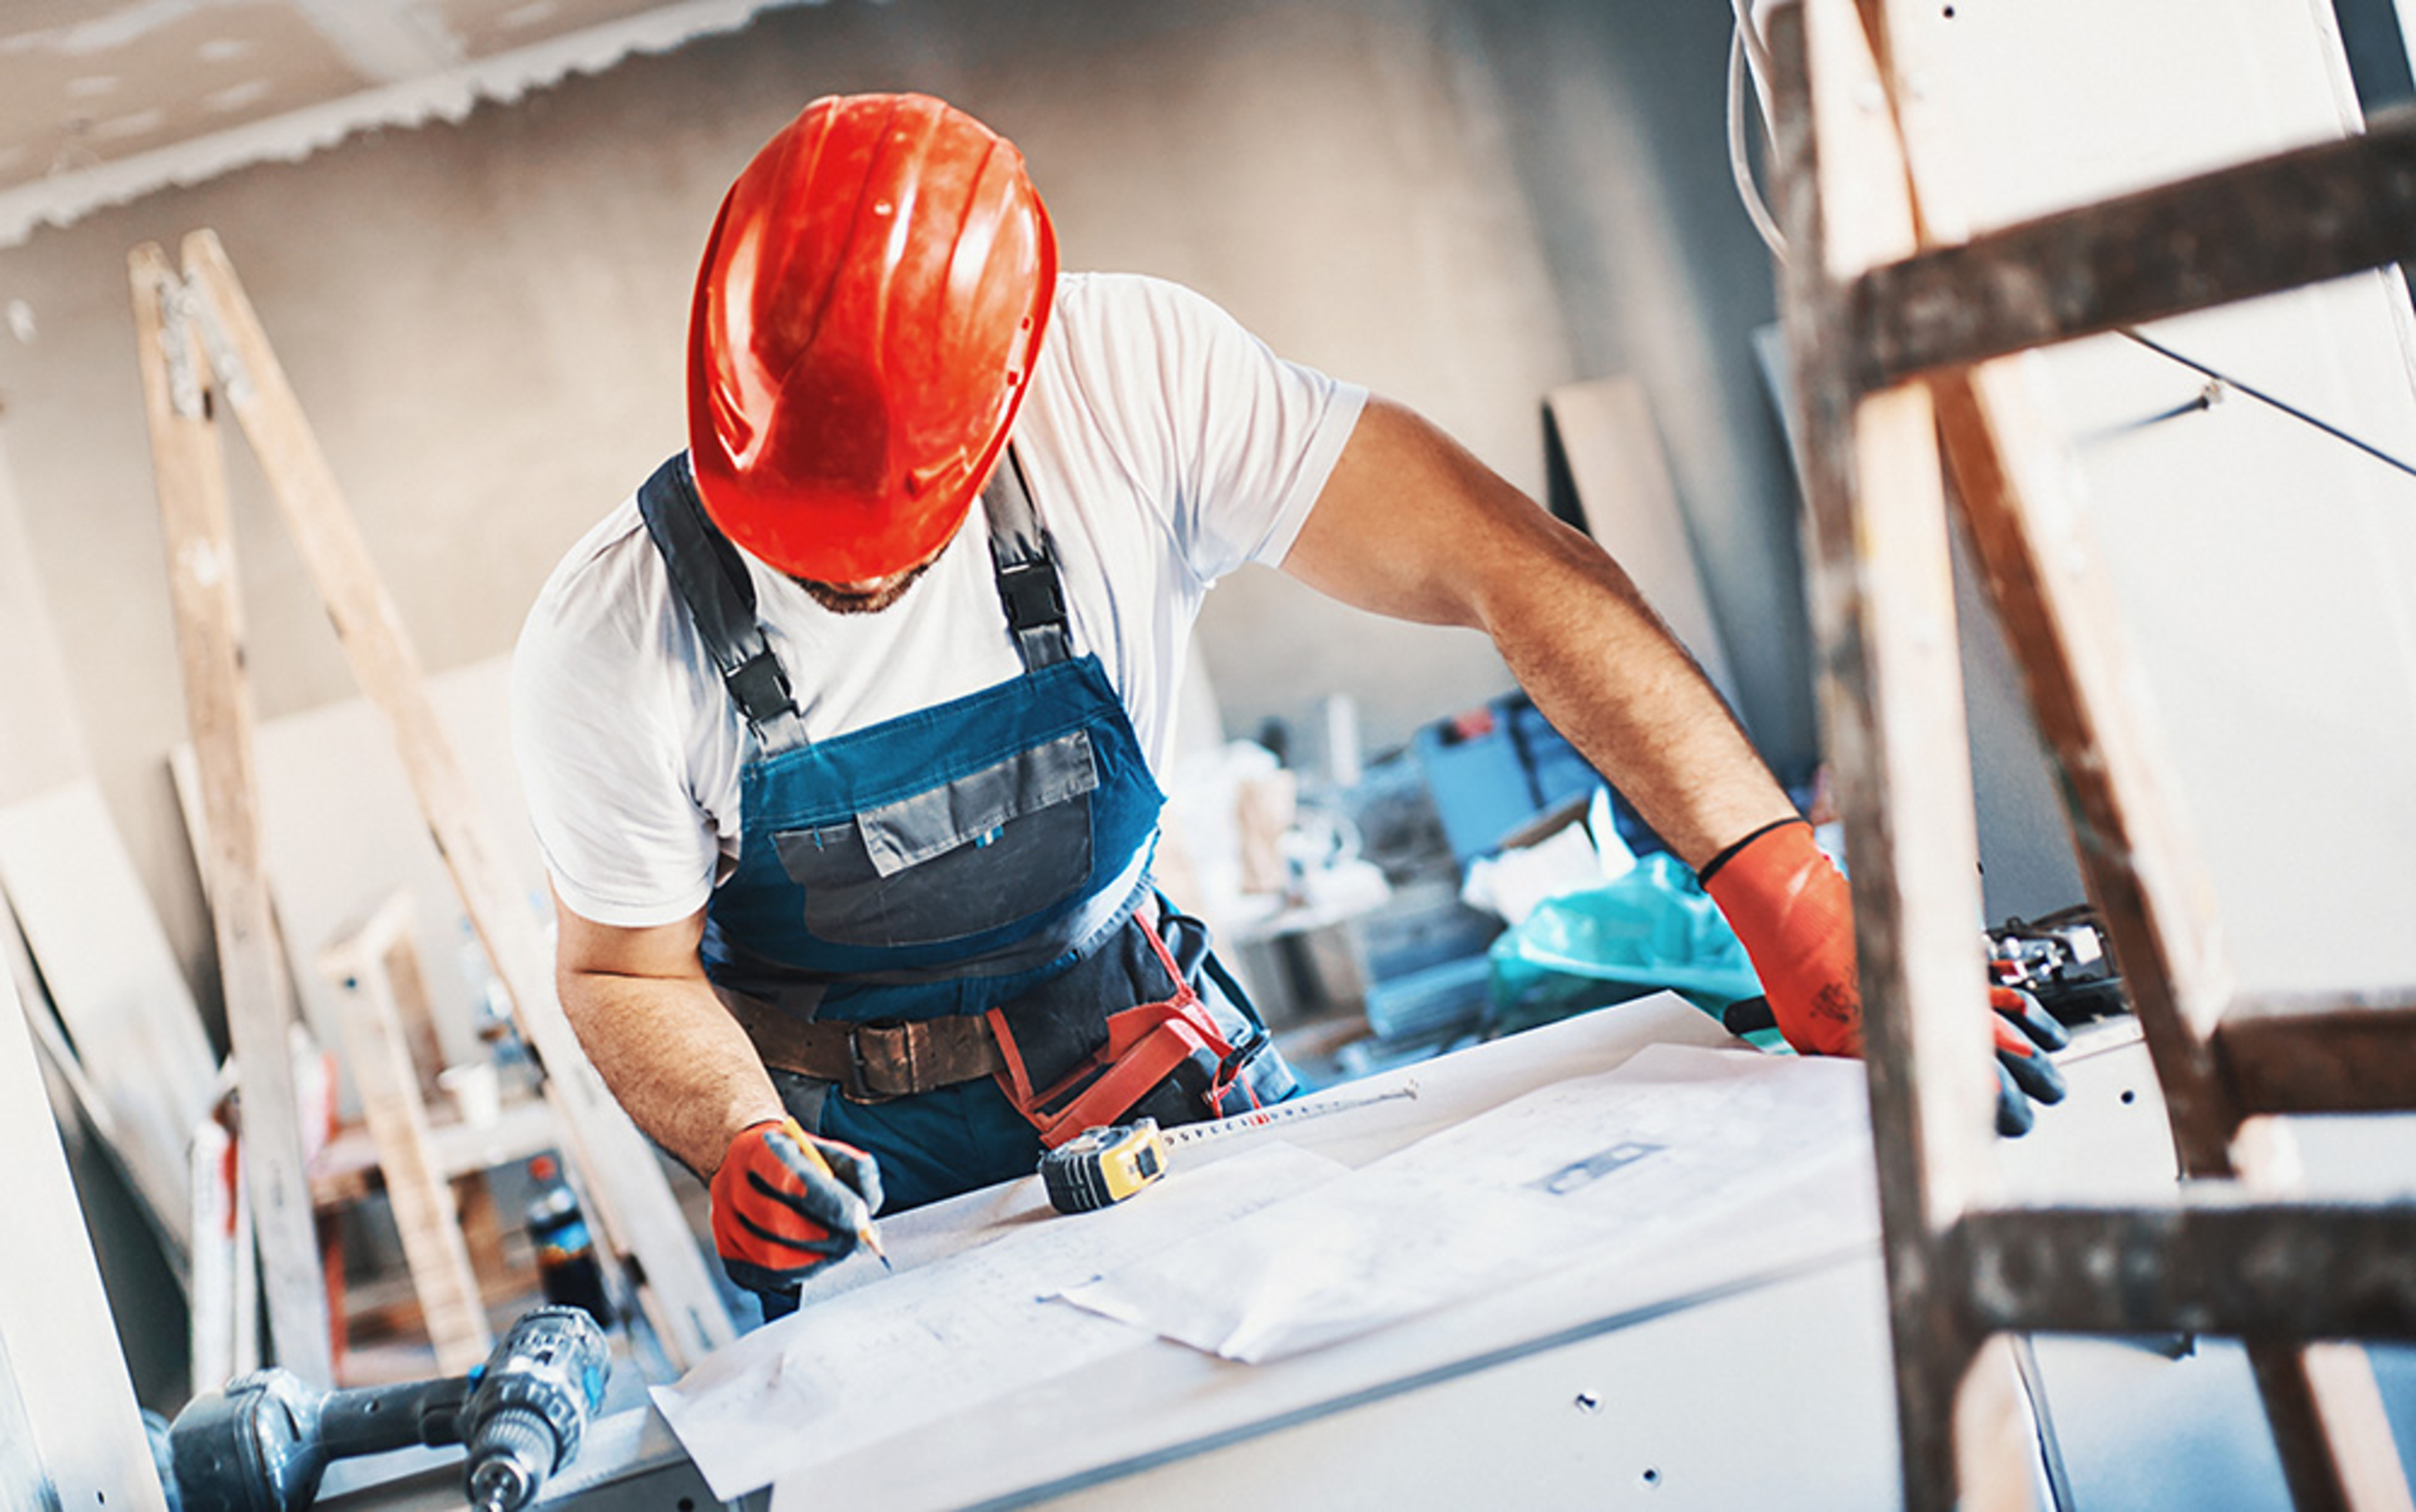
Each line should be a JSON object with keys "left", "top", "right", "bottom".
{"left": 524, "top": 1154, "right": 616, "bottom": 1327}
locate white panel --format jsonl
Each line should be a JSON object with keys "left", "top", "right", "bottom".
{"left": 0, "top": 782, "right": 219, "bottom": 1257}
{"left": 0, "top": 956, "right": 170, "bottom": 1512}
{"left": 1892, "top": 0, "right": 2416, "bottom": 992}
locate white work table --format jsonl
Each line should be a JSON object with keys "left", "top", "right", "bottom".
{"left": 335, "top": 993, "right": 2416, "bottom": 1510}
{"left": 738, "top": 992, "right": 1889, "bottom": 1510}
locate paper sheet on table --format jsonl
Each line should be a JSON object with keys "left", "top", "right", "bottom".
{"left": 652, "top": 1142, "right": 1349, "bottom": 1500}
{"left": 1060, "top": 1044, "right": 1867, "bottom": 1361}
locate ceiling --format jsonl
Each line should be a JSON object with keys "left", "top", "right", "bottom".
{"left": 0, "top": 0, "right": 800, "bottom": 246}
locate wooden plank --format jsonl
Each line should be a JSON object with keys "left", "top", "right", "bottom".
{"left": 2217, "top": 1001, "right": 2416, "bottom": 1114}
{"left": 1929, "top": 368, "right": 2244, "bottom": 1167}
{"left": 128, "top": 243, "right": 334, "bottom": 1386}
{"left": 179, "top": 230, "right": 733, "bottom": 1366}
{"left": 319, "top": 892, "right": 493, "bottom": 1373}
{"left": 309, "top": 1096, "right": 556, "bottom": 1208}
{"left": 0, "top": 783, "right": 217, "bottom": 1262}
{"left": 2247, "top": 1343, "right": 2414, "bottom": 1512}
{"left": 1768, "top": 7, "right": 2011, "bottom": 1509}
{"left": 1955, "top": 1202, "right": 2416, "bottom": 1336}
{"left": 1542, "top": 378, "right": 1741, "bottom": 706}
{"left": 1851, "top": 105, "right": 2416, "bottom": 389}
{"left": 0, "top": 932, "right": 171, "bottom": 1512}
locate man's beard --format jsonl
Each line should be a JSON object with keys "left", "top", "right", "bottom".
{"left": 791, "top": 555, "right": 939, "bottom": 615}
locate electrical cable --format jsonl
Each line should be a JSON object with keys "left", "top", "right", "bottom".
{"left": 2118, "top": 327, "right": 2416, "bottom": 482}
{"left": 1720, "top": 4, "right": 2415, "bottom": 488}
{"left": 1728, "top": 6, "right": 1788, "bottom": 259}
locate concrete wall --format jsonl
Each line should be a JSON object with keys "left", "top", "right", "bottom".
{"left": 0, "top": 0, "right": 1838, "bottom": 1038}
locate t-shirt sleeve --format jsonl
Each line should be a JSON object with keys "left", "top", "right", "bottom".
{"left": 1088, "top": 276, "right": 1366, "bottom": 585}
{"left": 508, "top": 517, "right": 726, "bottom": 929}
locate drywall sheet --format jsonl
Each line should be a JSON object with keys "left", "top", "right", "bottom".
{"left": 0, "top": 782, "right": 218, "bottom": 1258}
{"left": 171, "top": 654, "right": 543, "bottom": 1076}
{"left": 0, "top": 955, "right": 169, "bottom": 1511}
{"left": 1881, "top": 0, "right": 2416, "bottom": 992}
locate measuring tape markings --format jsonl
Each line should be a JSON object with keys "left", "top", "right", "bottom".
{"left": 1161, "top": 1078, "right": 1423, "bottom": 1149}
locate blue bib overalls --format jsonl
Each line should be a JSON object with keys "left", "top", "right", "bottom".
{"left": 636, "top": 451, "right": 1295, "bottom": 1212}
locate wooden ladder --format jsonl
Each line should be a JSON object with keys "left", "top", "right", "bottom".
{"left": 1765, "top": 2, "right": 2416, "bottom": 1505}
{"left": 129, "top": 230, "right": 735, "bottom": 1381}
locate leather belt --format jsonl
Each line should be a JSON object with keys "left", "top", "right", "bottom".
{"left": 725, "top": 993, "right": 1005, "bottom": 1103}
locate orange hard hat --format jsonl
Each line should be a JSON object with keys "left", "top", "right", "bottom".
{"left": 686, "top": 93, "right": 1057, "bottom": 583}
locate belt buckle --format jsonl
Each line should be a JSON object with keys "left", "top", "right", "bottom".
{"left": 839, "top": 1020, "right": 906, "bottom": 1104}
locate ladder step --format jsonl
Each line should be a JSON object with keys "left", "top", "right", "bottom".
{"left": 1953, "top": 1201, "right": 2416, "bottom": 1337}
{"left": 1850, "top": 104, "right": 2416, "bottom": 390}
{"left": 2215, "top": 996, "right": 2416, "bottom": 1114}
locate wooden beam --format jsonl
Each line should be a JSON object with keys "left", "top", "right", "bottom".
{"left": 1853, "top": 105, "right": 2416, "bottom": 388}
{"left": 1954, "top": 1202, "right": 2416, "bottom": 1337}
{"left": 128, "top": 243, "right": 334, "bottom": 1386}
{"left": 1929, "top": 368, "right": 2245, "bottom": 1170}
{"left": 1770, "top": 6, "right": 2014, "bottom": 1508}
{"left": 2217, "top": 999, "right": 2416, "bottom": 1114}
{"left": 176, "top": 230, "right": 734, "bottom": 1366}
{"left": 319, "top": 892, "right": 494, "bottom": 1373}
{"left": 309, "top": 1097, "right": 556, "bottom": 1208}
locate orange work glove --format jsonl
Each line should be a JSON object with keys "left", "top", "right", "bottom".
{"left": 1701, "top": 818, "right": 2068, "bottom": 1134}
{"left": 709, "top": 1117, "right": 883, "bottom": 1301}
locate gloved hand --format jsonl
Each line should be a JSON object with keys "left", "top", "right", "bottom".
{"left": 1701, "top": 818, "right": 2069, "bottom": 1135}
{"left": 709, "top": 1117, "right": 883, "bottom": 1301}
{"left": 1988, "top": 984, "right": 2071, "bottom": 1136}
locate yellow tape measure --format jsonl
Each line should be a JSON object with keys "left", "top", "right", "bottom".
{"left": 1039, "top": 1119, "right": 1169, "bottom": 1213}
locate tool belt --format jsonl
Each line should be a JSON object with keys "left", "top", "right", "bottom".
{"left": 726, "top": 904, "right": 1280, "bottom": 1146}
{"left": 725, "top": 1003, "right": 1008, "bottom": 1104}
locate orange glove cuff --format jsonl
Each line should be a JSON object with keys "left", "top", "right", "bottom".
{"left": 1701, "top": 818, "right": 1863, "bottom": 1057}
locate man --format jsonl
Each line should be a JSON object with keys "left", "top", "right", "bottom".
{"left": 512, "top": 92, "right": 2065, "bottom": 1317}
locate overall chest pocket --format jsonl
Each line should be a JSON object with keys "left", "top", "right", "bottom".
{"left": 774, "top": 729, "right": 1099, "bottom": 948}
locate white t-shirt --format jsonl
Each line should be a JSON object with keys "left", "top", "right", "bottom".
{"left": 512, "top": 273, "right": 1367, "bottom": 929}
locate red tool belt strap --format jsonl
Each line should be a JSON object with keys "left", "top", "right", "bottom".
{"left": 987, "top": 912, "right": 1243, "bottom": 1149}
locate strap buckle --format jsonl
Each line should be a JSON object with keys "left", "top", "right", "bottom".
{"left": 726, "top": 649, "right": 796, "bottom": 727}
{"left": 996, "top": 560, "right": 1066, "bottom": 631}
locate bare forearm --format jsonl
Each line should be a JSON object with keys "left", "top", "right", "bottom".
{"left": 557, "top": 967, "right": 783, "bottom": 1179}
{"left": 1480, "top": 525, "right": 1795, "bottom": 867}
{"left": 1285, "top": 397, "right": 1795, "bottom": 867}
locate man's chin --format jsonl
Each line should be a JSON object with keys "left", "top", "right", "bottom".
{"left": 793, "top": 562, "right": 932, "bottom": 615}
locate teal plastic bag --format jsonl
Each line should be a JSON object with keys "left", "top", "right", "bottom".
{"left": 1487, "top": 852, "right": 1763, "bottom": 1033}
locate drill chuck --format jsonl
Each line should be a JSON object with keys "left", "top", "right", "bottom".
{"left": 464, "top": 1409, "right": 553, "bottom": 1512}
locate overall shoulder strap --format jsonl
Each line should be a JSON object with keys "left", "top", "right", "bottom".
{"left": 982, "top": 447, "right": 1072, "bottom": 671}
{"left": 634, "top": 452, "right": 806, "bottom": 748}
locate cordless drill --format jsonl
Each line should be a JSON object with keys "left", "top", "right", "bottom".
{"left": 165, "top": 1306, "right": 609, "bottom": 1512}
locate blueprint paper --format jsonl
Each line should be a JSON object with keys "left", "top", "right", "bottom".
{"left": 1059, "top": 1164, "right": 1616, "bottom": 1361}
{"left": 652, "top": 1141, "right": 1349, "bottom": 1500}
{"left": 1060, "top": 1045, "right": 1868, "bottom": 1362}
